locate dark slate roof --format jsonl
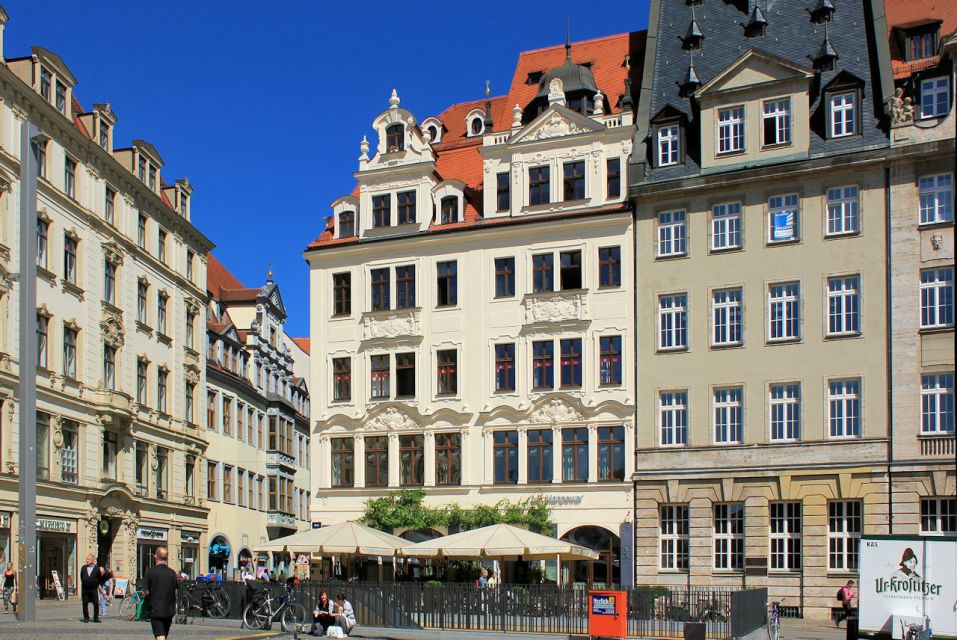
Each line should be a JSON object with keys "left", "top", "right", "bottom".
{"left": 640, "top": 0, "right": 888, "bottom": 181}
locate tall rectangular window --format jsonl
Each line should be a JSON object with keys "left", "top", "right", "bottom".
{"left": 37, "top": 218, "right": 48, "bottom": 268}
{"left": 370, "top": 268, "right": 390, "bottom": 311}
{"left": 40, "top": 67, "right": 52, "bottom": 100}
{"left": 829, "top": 379, "right": 861, "bottom": 438}
{"left": 331, "top": 438, "right": 354, "bottom": 487}
{"left": 371, "top": 354, "right": 390, "bottom": 399}
{"left": 155, "top": 447, "right": 169, "bottom": 499}
{"left": 157, "top": 229, "right": 167, "bottom": 263}
{"left": 532, "top": 254, "right": 553, "bottom": 292}
{"left": 827, "top": 186, "right": 859, "bottom": 235}
{"left": 400, "top": 435, "right": 424, "bottom": 486}
{"left": 717, "top": 107, "right": 745, "bottom": 154}
{"left": 563, "top": 160, "right": 585, "bottom": 201}
{"left": 769, "top": 194, "right": 799, "bottom": 242}
{"left": 660, "top": 505, "right": 690, "bottom": 570}
{"left": 657, "top": 210, "right": 687, "bottom": 257}
{"left": 206, "top": 462, "right": 218, "bottom": 501}
{"left": 770, "top": 502, "right": 802, "bottom": 571}
{"left": 55, "top": 81, "right": 66, "bottom": 113}
{"left": 397, "top": 190, "right": 416, "bottom": 225}
{"left": 659, "top": 391, "right": 688, "bottom": 446}
{"left": 919, "top": 174, "right": 953, "bottom": 224}
{"left": 103, "top": 344, "right": 116, "bottom": 390}
{"left": 102, "top": 430, "right": 118, "bottom": 479}
{"left": 60, "top": 420, "right": 78, "bottom": 484}
{"left": 99, "top": 121, "right": 110, "bottom": 150}
{"left": 338, "top": 211, "right": 355, "bottom": 238}
{"left": 437, "top": 350, "right": 457, "bottom": 395}
{"left": 440, "top": 196, "right": 457, "bottom": 224}
{"left": 770, "top": 383, "right": 801, "bottom": 441}
{"left": 185, "top": 382, "right": 195, "bottom": 424}
{"left": 769, "top": 282, "right": 800, "bottom": 341}
{"left": 137, "top": 281, "right": 148, "bottom": 323}
{"left": 606, "top": 158, "right": 621, "bottom": 198}
{"left": 396, "top": 265, "right": 416, "bottom": 309}
{"left": 104, "top": 187, "right": 116, "bottom": 225}
{"left": 372, "top": 194, "right": 391, "bottom": 228}
{"left": 527, "top": 429, "right": 553, "bottom": 483}
{"left": 598, "top": 246, "right": 621, "bottom": 288}
{"left": 597, "top": 426, "right": 625, "bottom": 481}
{"left": 714, "top": 387, "right": 743, "bottom": 444}
{"left": 64, "top": 157, "right": 76, "bottom": 198}
{"left": 63, "top": 325, "right": 77, "bottom": 379}
{"left": 658, "top": 294, "right": 688, "bottom": 350}
{"left": 828, "top": 500, "right": 861, "bottom": 571}
{"left": 496, "top": 172, "right": 510, "bottom": 212}
{"left": 920, "top": 267, "right": 954, "bottom": 328}
{"left": 713, "top": 288, "right": 743, "bottom": 346}
{"left": 559, "top": 338, "right": 582, "bottom": 387}
{"left": 921, "top": 373, "right": 955, "bottom": 433}
{"left": 333, "top": 272, "right": 352, "bottom": 316}
{"left": 138, "top": 214, "right": 147, "bottom": 248}
{"left": 532, "top": 340, "right": 554, "bottom": 389}
{"left": 157, "top": 369, "right": 168, "bottom": 413}
{"left": 559, "top": 250, "right": 582, "bottom": 290}
{"left": 395, "top": 352, "right": 415, "bottom": 397}
{"left": 436, "top": 261, "right": 457, "bottom": 306}
{"left": 920, "top": 498, "right": 957, "bottom": 534}
{"left": 135, "top": 442, "right": 148, "bottom": 492}
{"left": 495, "top": 257, "right": 515, "bottom": 297}
{"left": 493, "top": 431, "right": 518, "bottom": 484}
{"left": 561, "top": 427, "right": 588, "bottom": 482}
{"left": 920, "top": 77, "right": 950, "bottom": 119}
{"left": 37, "top": 313, "right": 48, "bottom": 368}
{"left": 435, "top": 433, "right": 461, "bottom": 485}
{"left": 711, "top": 203, "right": 741, "bottom": 250}
{"left": 365, "top": 436, "right": 388, "bottom": 487}
{"left": 599, "top": 336, "right": 622, "bottom": 385}
{"left": 657, "top": 125, "right": 680, "bottom": 167}
{"left": 333, "top": 357, "right": 351, "bottom": 401}
{"left": 37, "top": 413, "right": 50, "bottom": 481}
{"left": 529, "top": 165, "right": 550, "bottom": 205}
{"left": 494, "top": 343, "right": 515, "bottom": 392}
{"left": 830, "top": 93, "right": 856, "bottom": 137}
{"left": 713, "top": 504, "right": 745, "bottom": 571}
{"left": 157, "top": 294, "right": 168, "bottom": 335}
{"left": 762, "top": 99, "right": 791, "bottom": 146}
{"left": 827, "top": 275, "right": 861, "bottom": 336}
{"left": 104, "top": 259, "right": 116, "bottom": 305}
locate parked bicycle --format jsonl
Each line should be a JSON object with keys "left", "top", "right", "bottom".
{"left": 174, "top": 580, "right": 231, "bottom": 622}
{"left": 766, "top": 598, "right": 785, "bottom": 640}
{"left": 242, "top": 584, "right": 306, "bottom": 632}
{"left": 901, "top": 618, "right": 930, "bottom": 640}
{"left": 120, "top": 589, "right": 145, "bottom": 621}
{"left": 696, "top": 596, "right": 728, "bottom": 623}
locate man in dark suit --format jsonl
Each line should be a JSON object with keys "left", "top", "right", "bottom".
{"left": 79, "top": 553, "right": 103, "bottom": 623}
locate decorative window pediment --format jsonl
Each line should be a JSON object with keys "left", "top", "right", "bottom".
{"left": 695, "top": 49, "right": 814, "bottom": 97}
{"left": 366, "top": 90, "right": 435, "bottom": 169}
{"left": 509, "top": 104, "right": 605, "bottom": 145}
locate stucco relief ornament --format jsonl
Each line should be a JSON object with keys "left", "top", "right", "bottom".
{"left": 366, "top": 407, "right": 416, "bottom": 431}
{"left": 525, "top": 293, "right": 585, "bottom": 323}
{"left": 101, "top": 314, "right": 125, "bottom": 348}
{"left": 532, "top": 399, "right": 583, "bottom": 423}
{"left": 363, "top": 312, "right": 417, "bottom": 339}
{"left": 887, "top": 87, "right": 914, "bottom": 126}
{"left": 528, "top": 112, "right": 582, "bottom": 141}
{"left": 547, "top": 78, "right": 565, "bottom": 106}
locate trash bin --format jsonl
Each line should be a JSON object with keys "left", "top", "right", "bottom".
{"left": 684, "top": 622, "right": 706, "bottom": 640}
{"left": 846, "top": 616, "right": 858, "bottom": 639}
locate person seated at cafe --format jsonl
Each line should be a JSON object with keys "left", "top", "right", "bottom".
{"left": 310, "top": 590, "right": 335, "bottom": 636}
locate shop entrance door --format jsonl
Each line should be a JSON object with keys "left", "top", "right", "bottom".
{"left": 137, "top": 543, "right": 162, "bottom": 579}
{"left": 97, "top": 518, "right": 119, "bottom": 569}
{"left": 39, "top": 538, "right": 65, "bottom": 599}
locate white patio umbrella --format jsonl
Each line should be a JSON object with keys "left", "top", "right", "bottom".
{"left": 400, "top": 523, "right": 599, "bottom": 561}
{"left": 253, "top": 521, "right": 409, "bottom": 557}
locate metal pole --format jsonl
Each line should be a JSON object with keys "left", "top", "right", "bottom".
{"left": 16, "top": 120, "right": 40, "bottom": 621}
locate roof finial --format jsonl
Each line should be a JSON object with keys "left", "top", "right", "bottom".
{"left": 389, "top": 88, "right": 400, "bottom": 109}
{"left": 485, "top": 80, "right": 491, "bottom": 97}
{"left": 565, "top": 14, "right": 572, "bottom": 62}
{"left": 267, "top": 261, "right": 274, "bottom": 281}
{"left": 484, "top": 80, "right": 494, "bottom": 132}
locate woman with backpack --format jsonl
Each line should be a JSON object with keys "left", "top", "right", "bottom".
{"left": 835, "top": 579, "right": 856, "bottom": 627}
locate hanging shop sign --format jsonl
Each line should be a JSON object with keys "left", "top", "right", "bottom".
{"left": 36, "top": 518, "right": 75, "bottom": 533}
{"left": 181, "top": 531, "right": 201, "bottom": 544}
{"left": 136, "top": 527, "right": 168, "bottom": 541}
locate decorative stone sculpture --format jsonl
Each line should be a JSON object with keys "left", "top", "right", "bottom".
{"left": 593, "top": 90, "right": 604, "bottom": 116}
{"left": 359, "top": 135, "right": 370, "bottom": 161}
{"left": 512, "top": 104, "right": 523, "bottom": 129}
{"left": 887, "top": 87, "right": 914, "bottom": 126}
{"left": 389, "top": 88, "right": 400, "bottom": 109}
{"left": 548, "top": 77, "right": 565, "bottom": 107}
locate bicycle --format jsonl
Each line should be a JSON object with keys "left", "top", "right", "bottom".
{"left": 901, "top": 618, "right": 930, "bottom": 640}
{"left": 766, "top": 598, "right": 785, "bottom": 640}
{"left": 696, "top": 596, "right": 728, "bottom": 623}
{"left": 120, "top": 590, "right": 145, "bottom": 621}
{"left": 242, "top": 584, "right": 306, "bottom": 633}
{"left": 174, "top": 581, "right": 230, "bottom": 621}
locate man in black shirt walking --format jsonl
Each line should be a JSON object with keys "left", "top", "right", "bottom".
{"left": 79, "top": 554, "right": 102, "bottom": 623}
{"left": 142, "top": 547, "right": 179, "bottom": 640}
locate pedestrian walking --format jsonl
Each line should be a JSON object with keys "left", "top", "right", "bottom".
{"left": 835, "top": 579, "right": 856, "bottom": 627}
{"left": 142, "top": 547, "right": 179, "bottom": 640}
{"left": 2, "top": 562, "right": 17, "bottom": 614}
{"left": 79, "top": 554, "right": 103, "bottom": 623}
{"left": 98, "top": 564, "right": 114, "bottom": 616}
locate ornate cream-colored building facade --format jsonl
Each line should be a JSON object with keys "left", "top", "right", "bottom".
{"left": 306, "top": 36, "right": 644, "bottom": 584}
{"left": 0, "top": 8, "right": 213, "bottom": 592}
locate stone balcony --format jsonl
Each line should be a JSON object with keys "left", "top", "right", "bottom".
{"left": 265, "top": 450, "right": 296, "bottom": 469}
{"left": 266, "top": 511, "right": 296, "bottom": 528}
{"left": 93, "top": 388, "right": 133, "bottom": 424}
{"left": 361, "top": 307, "right": 421, "bottom": 342}
{"left": 522, "top": 289, "right": 590, "bottom": 328}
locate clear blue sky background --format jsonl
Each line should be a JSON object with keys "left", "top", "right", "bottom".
{"left": 5, "top": 0, "right": 649, "bottom": 337}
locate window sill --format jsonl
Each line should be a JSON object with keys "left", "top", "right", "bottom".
{"left": 37, "top": 266, "right": 57, "bottom": 283}
{"left": 919, "top": 325, "right": 955, "bottom": 335}
{"left": 761, "top": 142, "right": 793, "bottom": 151}
{"left": 157, "top": 332, "right": 173, "bottom": 345}
{"left": 711, "top": 342, "right": 743, "bottom": 350}
{"left": 61, "top": 279, "right": 85, "bottom": 299}
{"left": 657, "top": 346, "right": 689, "bottom": 354}
{"left": 824, "top": 332, "right": 863, "bottom": 341}
{"left": 658, "top": 443, "right": 688, "bottom": 448}
{"left": 434, "top": 304, "right": 459, "bottom": 311}
{"left": 917, "top": 432, "right": 955, "bottom": 440}
{"left": 330, "top": 313, "right": 353, "bottom": 320}
{"left": 766, "top": 238, "right": 801, "bottom": 247}
{"left": 767, "top": 338, "right": 802, "bottom": 346}
{"left": 824, "top": 230, "right": 861, "bottom": 240}
{"left": 655, "top": 252, "right": 689, "bottom": 261}
{"left": 917, "top": 220, "right": 955, "bottom": 230}
{"left": 709, "top": 245, "right": 743, "bottom": 255}
{"left": 135, "top": 321, "right": 153, "bottom": 336}
{"left": 598, "top": 383, "right": 623, "bottom": 389}
{"left": 715, "top": 149, "right": 746, "bottom": 159}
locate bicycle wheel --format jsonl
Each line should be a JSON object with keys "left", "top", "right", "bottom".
{"left": 206, "top": 590, "right": 229, "bottom": 619}
{"left": 767, "top": 616, "right": 779, "bottom": 640}
{"left": 175, "top": 597, "right": 194, "bottom": 625}
{"left": 214, "top": 587, "right": 231, "bottom": 610}
{"left": 242, "top": 603, "right": 264, "bottom": 630}
{"left": 281, "top": 603, "right": 307, "bottom": 634}
{"left": 120, "top": 594, "right": 137, "bottom": 621}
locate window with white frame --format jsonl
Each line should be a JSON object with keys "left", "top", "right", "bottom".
{"left": 714, "top": 387, "right": 743, "bottom": 444}
{"left": 658, "top": 294, "right": 688, "bottom": 350}
{"left": 826, "top": 186, "right": 859, "bottom": 235}
{"left": 762, "top": 99, "right": 791, "bottom": 146}
{"left": 920, "top": 267, "right": 954, "bottom": 329}
{"left": 657, "top": 125, "right": 680, "bottom": 167}
{"left": 659, "top": 390, "right": 688, "bottom": 446}
{"left": 830, "top": 92, "right": 856, "bottom": 137}
{"left": 828, "top": 500, "right": 861, "bottom": 571}
{"left": 829, "top": 378, "right": 861, "bottom": 438}
{"left": 717, "top": 106, "right": 745, "bottom": 154}
{"left": 920, "top": 77, "right": 950, "bottom": 119}
{"left": 769, "top": 501, "right": 802, "bottom": 571}
{"left": 659, "top": 505, "right": 689, "bottom": 570}
{"left": 919, "top": 174, "right": 953, "bottom": 224}
{"left": 769, "top": 282, "right": 800, "bottom": 341}
{"left": 713, "top": 288, "right": 743, "bottom": 346}
{"left": 657, "top": 210, "right": 687, "bottom": 257}
{"left": 827, "top": 275, "right": 861, "bottom": 336}
{"left": 768, "top": 194, "right": 799, "bottom": 242}
{"left": 770, "top": 383, "right": 801, "bottom": 441}
{"left": 921, "top": 373, "right": 954, "bottom": 433}
{"left": 711, "top": 202, "right": 741, "bottom": 250}
{"left": 713, "top": 503, "right": 744, "bottom": 571}
{"left": 60, "top": 420, "right": 79, "bottom": 484}
{"left": 920, "top": 497, "right": 956, "bottom": 534}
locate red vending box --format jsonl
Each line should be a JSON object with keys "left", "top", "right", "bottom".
{"left": 588, "top": 590, "right": 628, "bottom": 639}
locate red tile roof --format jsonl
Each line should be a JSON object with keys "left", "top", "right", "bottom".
{"left": 207, "top": 253, "right": 246, "bottom": 298}
{"left": 885, "top": 0, "right": 957, "bottom": 78}
{"left": 291, "top": 337, "right": 311, "bottom": 355}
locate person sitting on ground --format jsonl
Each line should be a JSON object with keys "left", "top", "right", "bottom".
{"left": 334, "top": 593, "right": 356, "bottom": 635}
{"left": 311, "top": 589, "right": 335, "bottom": 636}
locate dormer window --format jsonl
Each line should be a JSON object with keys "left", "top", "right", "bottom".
{"left": 99, "top": 121, "right": 110, "bottom": 150}
{"left": 717, "top": 107, "right": 745, "bottom": 155}
{"left": 40, "top": 66, "right": 52, "bottom": 101}
{"left": 828, "top": 92, "right": 857, "bottom": 138}
{"left": 656, "top": 124, "right": 681, "bottom": 167}
{"left": 440, "top": 196, "right": 458, "bottom": 224}
{"left": 338, "top": 211, "right": 356, "bottom": 238}
{"left": 386, "top": 124, "right": 404, "bottom": 152}
{"left": 138, "top": 156, "right": 147, "bottom": 181}
{"left": 469, "top": 116, "right": 484, "bottom": 136}
{"left": 762, "top": 99, "right": 791, "bottom": 147}
{"left": 908, "top": 29, "right": 938, "bottom": 61}
{"left": 179, "top": 192, "right": 189, "bottom": 216}
{"left": 55, "top": 81, "right": 66, "bottom": 114}
{"left": 426, "top": 124, "right": 439, "bottom": 142}
{"left": 149, "top": 167, "right": 157, "bottom": 191}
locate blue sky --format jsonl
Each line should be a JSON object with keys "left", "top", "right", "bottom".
{"left": 5, "top": 0, "right": 649, "bottom": 337}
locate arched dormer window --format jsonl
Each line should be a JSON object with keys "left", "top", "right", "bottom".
{"left": 440, "top": 196, "right": 458, "bottom": 225}
{"left": 427, "top": 125, "right": 439, "bottom": 141}
{"left": 386, "top": 124, "right": 404, "bottom": 152}
{"left": 338, "top": 210, "right": 356, "bottom": 238}
{"left": 469, "top": 116, "right": 484, "bottom": 136}
{"left": 421, "top": 117, "right": 444, "bottom": 144}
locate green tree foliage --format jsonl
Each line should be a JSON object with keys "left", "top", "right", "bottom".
{"left": 362, "top": 490, "right": 552, "bottom": 533}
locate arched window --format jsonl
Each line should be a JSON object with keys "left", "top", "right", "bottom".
{"left": 440, "top": 196, "right": 458, "bottom": 224}
{"left": 426, "top": 125, "right": 439, "bottom": 142}
{"left": 469, "top": 117, "right": 484, "bottom": 136}
{"left": 338, "top": 210, "right": 356, "bottom": 238}
{"left": 386, "top": 124, "right": 404, "bottom": 152}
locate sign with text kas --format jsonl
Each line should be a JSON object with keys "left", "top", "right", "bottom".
{"left": 859, "top": 535, "right": 957, "bottom": 638}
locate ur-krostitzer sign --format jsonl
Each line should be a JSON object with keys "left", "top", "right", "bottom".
{"left": 859, "top": 535, "right": 957, "bottom": 638}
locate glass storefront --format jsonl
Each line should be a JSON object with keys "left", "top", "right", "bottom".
{"left": 37, "top": 517, "right": 77, "bottom": 598}
{"left": 136, "top": 527, "right": 168, "bottom": 579}
{"left": 180, "top": 531, "right": 200, "bottom": 578}
{"left": 0, "top": 513, "right": 10, "bottom": 567}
